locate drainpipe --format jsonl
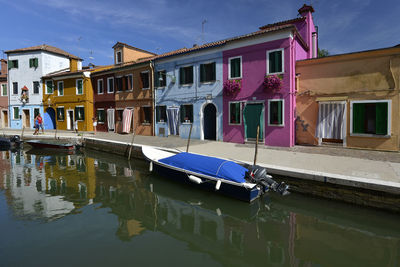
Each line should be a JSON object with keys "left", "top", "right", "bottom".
{"left": 150, "top": 60, "right": 155, "bottom": 136}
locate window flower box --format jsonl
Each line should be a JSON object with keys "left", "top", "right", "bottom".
{"left": 223, "top": 79, "right": 242, "bottom": 96}
{"left": 263, "top": 74, "right": 283, "bottom": 91}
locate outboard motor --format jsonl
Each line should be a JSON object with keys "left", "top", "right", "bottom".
{"left": 246, "top": 165, "right": 290, "bottom": 196}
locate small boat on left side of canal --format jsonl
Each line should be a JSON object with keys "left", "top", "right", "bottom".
{"left": 25, "top": 139, "right": 76, "bottom": 150}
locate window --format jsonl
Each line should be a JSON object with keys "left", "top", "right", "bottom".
{"left": 8, "top": 60, "right": 18, "bottom": 69}
{"left": 127, "top": 74, "right": 133, "bottom": 90}
{"left": 107, "top": 77, "right": 114, "bottom": 93}
{"left": 76, "top": 79, "right": 83, "bottom": 95}
{"left": 116, "top": 51, "right": 122, "bottom": 64}
{"left": 352, "top": 101, "right": 389, "bottom": 135}
{"left": 75, "top": 106, "right": 85, "bottom": 121}
{"left": 58, "top": 81, "right": 64, "bottom": 96}
{"left": 1, "top": 84, "right": 7, "bottom": 96}
{"left": 13, "top": 82, "right": 18, "bottom": 95}
{"left": 116, "top": 109, "right": 123, "bottom": 121}
{"left": 97, "top": 109, "right": 105, "bottom": 123}
{"left": 13, "top": 107, "right": 19, "bottom": 120}
{"left": 268, "top": 99, "right": 284, "bottom": 126}
{"left": 229, "top": 102, "right": 241, "bottom": 125}
{"left": 116, "top": 77, "right": 123, "bottom": 92}
{"left": 33, "top": 81, "right": 40, "bottom": 94}
{"left": 229, "top": 56, "right": 242, "bottom": 79}
{"left": 156, "top": 70, "right": 166, "bottom": 88}
{"left": 200, "top": 62, "right": 216, "bottom": 83}
{"left": 46, "top": 80, "right": 54, "bottom": 94}
{"left": 179, "top": 66, "right": 193, "bottom": 85}
{"left": 29, "top": 58, "right": 38, "bottom": 68}
{"left": 267, "top": 49, "right": 284, "bottom": 74}
{"left": 156, "top": 105, "right": 167, "bottom": 122}
{"left": 34, "top": 108, "right": 40, "bottom": 118}
{"left": 97, "top": 79, "right": 104, "bottom": 94}
{"left": 57, "top": 107, "right": 65, "bottom": 121}
{"left": 140, "top": 71, "right": 149, "bottom": 89}
{"left": 141, "top": 106, "right": 152, "bottom": 124}
{"left": 180, "top": 104, "right": 193, "bottom": 123}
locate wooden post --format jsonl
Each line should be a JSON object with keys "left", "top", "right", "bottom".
{"left": 186, "top": 123, "right": 193, "bottom": 153}
{"left": 253, "top": 125, "right": 260, "bottom": 166}
{"left": 128, "top": 131, "right": 136, "bottom": 160}
{"left": 21, "top": 126, "right": 25, "bottom": 140}
{"left": 55, "top": 128, "right": 57, "bottom": 139}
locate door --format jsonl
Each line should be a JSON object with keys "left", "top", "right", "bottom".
{"left": 44, "top": 107, "right": 56, "bottom": 129}
{"left": 67, "top": 110, "right": 74, "bottom": 130}
{"left": 203, "top": 103, "right": 216, "bottom": 140}
{"left": 23, "top": 110, "right": 30, "bottom": 128}
{"left": 1, "top": 110, "right": 7, "bottom": 128}
{"left": 316, "top": 102, "right": 346, "bottom": 145}
{"left": 166, "top": 108, "right": 179, "bottom": 135}
{"left": 244, "top": 103, "right": 263, "bottom": 141}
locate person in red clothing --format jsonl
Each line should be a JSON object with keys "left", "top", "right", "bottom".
{"left": 35, "top": 113, "right": 44, "bottom": 134}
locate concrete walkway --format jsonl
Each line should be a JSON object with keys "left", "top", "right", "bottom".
{"left": 3, "top": 128, "right": 400, "bottom": 195}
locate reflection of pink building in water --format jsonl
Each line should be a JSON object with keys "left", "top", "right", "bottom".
{"left": 223, "top": 5, "right": 317, "bottom": 147}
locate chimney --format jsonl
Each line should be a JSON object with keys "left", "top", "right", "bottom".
{"left": 298, "top": 4, "right": 314, "bottom": 17}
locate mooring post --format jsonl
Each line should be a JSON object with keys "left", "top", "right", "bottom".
{"left": 55, "top": 128, "right": 57, "bottom": 139}
{"left": 253, "top": 125, "right": 260, "bottom": 166}
{"left": 128, "top": 131, "right": 136, "bottom": 160}
{"left": 186, "top": 123, "right": 193, "bottom": 153}
{"left": 21, "top": 126, "right": 25, "bottom": 140}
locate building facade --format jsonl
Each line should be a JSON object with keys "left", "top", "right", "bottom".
{"left": 5, "top": 45, "right": 81, "bottom": 130}
{"left": 92, "top": 42, "right": 156, "bottom": 135}
{"left": 41, "top": 64, "right": 108, "bottom": 132}
{"left": 296, "top": 46, "right": 400, "bottom": 151}
{"left": 222, "top": 4, "right": 317, "bottom": 147}
{"left": 0, "top": 59, "right": 8, "bottom": 128}
{"left": 154, "top": 48, "right": 224, "bottom": 140}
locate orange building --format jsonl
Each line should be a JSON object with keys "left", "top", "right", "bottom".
{"left": 91, "top": 42, "right": 156, "bottom": 135}
{"left": 296, "top": 46, "right": 400, "bottom": 151}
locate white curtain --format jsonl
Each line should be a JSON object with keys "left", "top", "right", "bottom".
{"left": 166, "top": 108, "right": 179, "bottom": 135}
{"left": 316, "top": 102, "right": 345, "bottom": 139}
{"left": 107, "top": 109, "right": 115, "bottom": 131}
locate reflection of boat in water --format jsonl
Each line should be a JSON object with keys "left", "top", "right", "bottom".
{"left": 142, "top": 146, "right": 289, "bottom": 202}
{"left": 25, "top": 147, "right": 78, "bottom": 156}
{"left": 0, "top": 135, "right": 22, "bottom": 151}
{"left": 25, "top": 139, "right": 76, "bottom": 150}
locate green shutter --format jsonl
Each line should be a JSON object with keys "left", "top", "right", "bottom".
{"left": 8, "top": 61, "right": 13, "bottom": 69}
{"left": 180, "top": 68, "right": 184, "bottom": 84}
{"left": 29, "top": 59, "right": 33, "bottom": 68}
{"left": 231, "top": 58, "right": 240, "bottom": 78}
{"left": 277, "top": 101, "right": 282, "bottom": 124}
{"left": 155, "top": 72, "right": 160, "bottom": 87}
{"left": 188, "top": 67, "right": 193, "bottom": 84}
{"left": 211, "top": 62, "right": 216, "bottom": 81}
{"left": 200, "top": 64, "right": 205, "bottom": 82}
{"left": 156, "top": 106, "right": 160, "bottom": 121}
{"left": 15, "top": 60, "right": 18, "bottom": 68}
{"left": 375, "top": 102, "right": 388, "bottom": 135}
{"left": 353, "top": 103, "right": 365, "bottom": 134}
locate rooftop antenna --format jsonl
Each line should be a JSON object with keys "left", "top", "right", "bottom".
{"left": 89, "top": 50, "right": 94, "bottom": 60}
{"left": 201, "top": 19, "right": 207, "bottom": 44}
{"left": 77, "top": 36, "right": 82, "bottom": 59}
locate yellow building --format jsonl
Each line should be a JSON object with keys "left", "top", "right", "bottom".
{"left": 296, "top": 46, "right": 400, "bottom": 151}
{"left": 42, "top": 60, "right": 111, "bottom": 131}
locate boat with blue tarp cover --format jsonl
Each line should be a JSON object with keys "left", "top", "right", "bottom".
{"left": 142, "top": 146, "right": 289, "bottom": 202}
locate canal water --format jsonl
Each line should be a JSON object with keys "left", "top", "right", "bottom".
{"left": 0, "top": 148, "right": 399, "bottom": 267}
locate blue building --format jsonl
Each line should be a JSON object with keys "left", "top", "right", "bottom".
{"left": 154, "top": 45, "right": 224, "bottom": 141}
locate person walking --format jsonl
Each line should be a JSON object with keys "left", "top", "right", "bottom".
{"left": 37, "top": 113, "right": 44, "bottom": 134}
{"left": 92, "top": 117, "right": 97, "bottom": 135}
{"left": 33, "top": 116, "right": 39, "bottom": 135}
{"left": 74, "top": 119, "right": 79, "bottom": 134}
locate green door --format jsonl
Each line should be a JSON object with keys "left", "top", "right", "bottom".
{"left": 244, "top": 103, "right": 263, "bottom": 141}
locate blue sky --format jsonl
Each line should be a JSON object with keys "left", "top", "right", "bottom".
{"left": 1, "top": 0, "right": 399, "bottom": 66}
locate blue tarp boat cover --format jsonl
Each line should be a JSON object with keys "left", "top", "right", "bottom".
{"left": 159, "top": 152, "right": 247, "bottom": 183}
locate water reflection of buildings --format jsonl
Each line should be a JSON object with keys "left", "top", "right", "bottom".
{"left": 96, "top": 173, "right": 400, "bottom": 266}
{"left": 0, "top": 150, "right": 99, "bottom": 221}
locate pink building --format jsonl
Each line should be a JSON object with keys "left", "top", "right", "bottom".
{"left": 0, "top": 59, "right": 8, "bottom": 128}
{"left": 223, "top": 5, "right": 317, "bottom": 147}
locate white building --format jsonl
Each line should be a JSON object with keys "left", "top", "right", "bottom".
{"left": 5, "top": 44, "right": 82, "bottom": 129}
